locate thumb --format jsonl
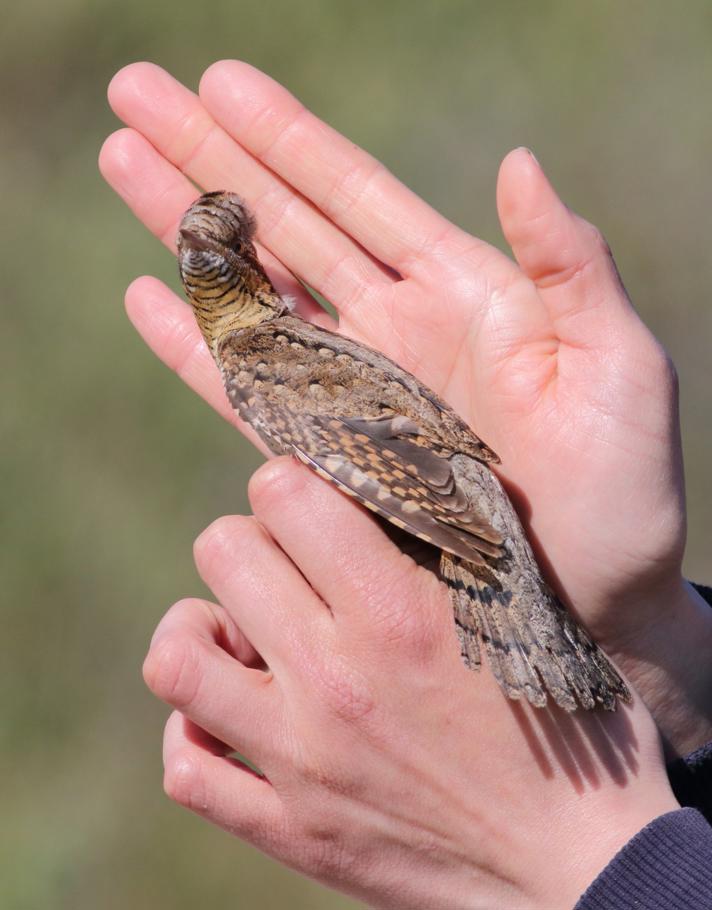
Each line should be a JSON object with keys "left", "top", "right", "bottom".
{"left": 496, "top": 148, "right": 634, "bottom": 345}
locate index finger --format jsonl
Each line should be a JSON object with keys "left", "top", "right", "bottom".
{"left": 199, "top": 60, "right": 482, "bottom": 276}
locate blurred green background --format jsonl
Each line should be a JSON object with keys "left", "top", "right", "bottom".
{"left": 3, "top": 1, "right": 712, "bottom": 907}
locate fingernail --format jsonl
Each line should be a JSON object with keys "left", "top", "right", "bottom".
{"left": 519, "top": 146, "right": 539, "bottom": 166}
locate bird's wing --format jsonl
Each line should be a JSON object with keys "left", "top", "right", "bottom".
{"left": 289, "top": 412, "right": 505, "bottom": 564}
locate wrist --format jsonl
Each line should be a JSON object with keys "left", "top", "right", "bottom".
{"left": 426, "top": 710, "right": 679, "bottom": 910}
{"left": 529, "top": 771, "right": 680, "bottom": 909}
{"left": 611, "top": 577, "right": 712, "bottom": 756}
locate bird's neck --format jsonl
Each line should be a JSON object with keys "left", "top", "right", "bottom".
{"left": 197, "top": 290, "right": 284, "bottom": 362}
{"left": 178, "top": 233, "right": 286, "bottom": 363}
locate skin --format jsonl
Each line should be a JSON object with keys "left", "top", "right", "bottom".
{"left": 99, "top": 60, "right": 712, "bottom": 907}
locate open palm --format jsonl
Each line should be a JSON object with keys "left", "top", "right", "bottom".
{"left": 101, "top": 61, "right": 686, "bottom": 677}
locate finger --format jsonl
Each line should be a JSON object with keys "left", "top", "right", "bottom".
{"left": 164, "top": 710, "right": 231, "bottom": 759}
{"left": 162, "top": 711, "right": 285, "bottom": 850}
{"left": 248, "top": 459, "right": 451, "bottom": 663}
{"left": 99, "top": 127, "right": 329, "bottom": 325}
{"left": 199, "top": 60, "right": 504, "bottom": 281}
{"left": 496, "top": 147, "right": 636, "bottom": 346}
{"left": 150, "top": 596, "right": 263, "bottom": 669}
{"left": 193, "top": 514, "right": 334, "bottom": 671}
{"left": 144, "top": 601, "right": 280, "bottom": 765}
{"left": 107, "top": 63, "right": 393, "bottom": 315}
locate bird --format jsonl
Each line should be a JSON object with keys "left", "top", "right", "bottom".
{"left": 176, "top": 190, "right": 631, "bottom": 712}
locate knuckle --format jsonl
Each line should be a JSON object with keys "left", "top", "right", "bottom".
{"left": 652, "top": 343, "right": 679, "bottom": 393}
{"left": 143, "top": 631, "right": 203, "bottom": 709}
{"left": 170, "top": 596, "right": 215, "bottom": 621}
{"left": 588, "top": 224, "right": 613, "bottom": 258}
{"left": 321, "top": 154, "right": 382, "bottom": 221}
{"left": 163, "top": 750, "right": 206, "bottom": 809}
{"left": 362, "top": 563, "right": 446, "bottom": 663}
{"left": 319, "top": 665, "right": 376, "bottom": 726}
{"left": 580, "top": 218, "right": 612, "bottom": 259}
{"left": 289, "top": 738, "right": 365, "bottom": 800}
{"left": 247, "top": 456, "right": 307, "bottom": 514}
{"left": 149, "top": 597, "right": 213, "bottom": 648}
{"left": 306, "top": 836, "right": 354, "bottom": 884}
{"left": 283, "top": 813, "right": 356, "bottom": 883}
{"left": 629, "top": 334, "right": 680, "bottom": 399}
{"left": 193, "top": 514, "right": 257, "bottom": 575}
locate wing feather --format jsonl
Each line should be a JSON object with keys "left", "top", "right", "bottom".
{"left": 290, "top": 412, "right": 504, "bottom": 564}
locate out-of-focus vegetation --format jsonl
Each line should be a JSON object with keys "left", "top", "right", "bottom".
{"left": 2, "top": 1, "right": 712, "bottom": 907}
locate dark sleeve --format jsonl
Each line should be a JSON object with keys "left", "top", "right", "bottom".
{"left": 575, "top": 808, "right": 712, "bottom": 910}
{"left": 691, "top": 581, "right": 712, "bottom": 607}
{"left": 577, "top": 585, "right": 712, "bottom": 908}
{"left": 669, "top": 742, "right": 712, "bottom": 823}
{"left": 668, "top": 582, "right": 712, "bottom": 821}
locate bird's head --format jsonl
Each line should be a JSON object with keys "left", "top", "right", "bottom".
{"left": 177, "top": 192, "right": 285, "bottom": 362}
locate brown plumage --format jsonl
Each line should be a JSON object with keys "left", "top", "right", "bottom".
{"left": 176, "top": 191, "right": 631, "bottom": 712}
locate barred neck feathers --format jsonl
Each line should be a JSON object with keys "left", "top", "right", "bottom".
{"left": 177, "top": 192, "right": 286, "bottom": 363}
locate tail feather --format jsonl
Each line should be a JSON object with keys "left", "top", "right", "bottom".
{"left": 472, "top": 577, "right": 548, "bottom": 708}
{"left": 441, "top": 552, "right": 630, "bottom": 712}
{"left": 439, "top": 551, "right": 481, "bottom": 669}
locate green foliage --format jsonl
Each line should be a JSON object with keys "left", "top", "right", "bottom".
{"left": 2, "top": 1, "right": 711, "bottom": 907}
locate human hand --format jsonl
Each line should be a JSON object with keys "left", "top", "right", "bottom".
{"left": 99, "top": 61, "right": 712, "bottom": 752}
{"left": 143, "top": 459, "right": 678, "bottom": 910}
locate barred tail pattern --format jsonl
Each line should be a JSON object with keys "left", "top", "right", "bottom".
{"left": 441, "top": 455, "right": 631, "bottom": 712}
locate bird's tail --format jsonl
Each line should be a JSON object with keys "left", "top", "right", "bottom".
{"left": 440, "top": 551, "right": 631, "bottom": 711}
